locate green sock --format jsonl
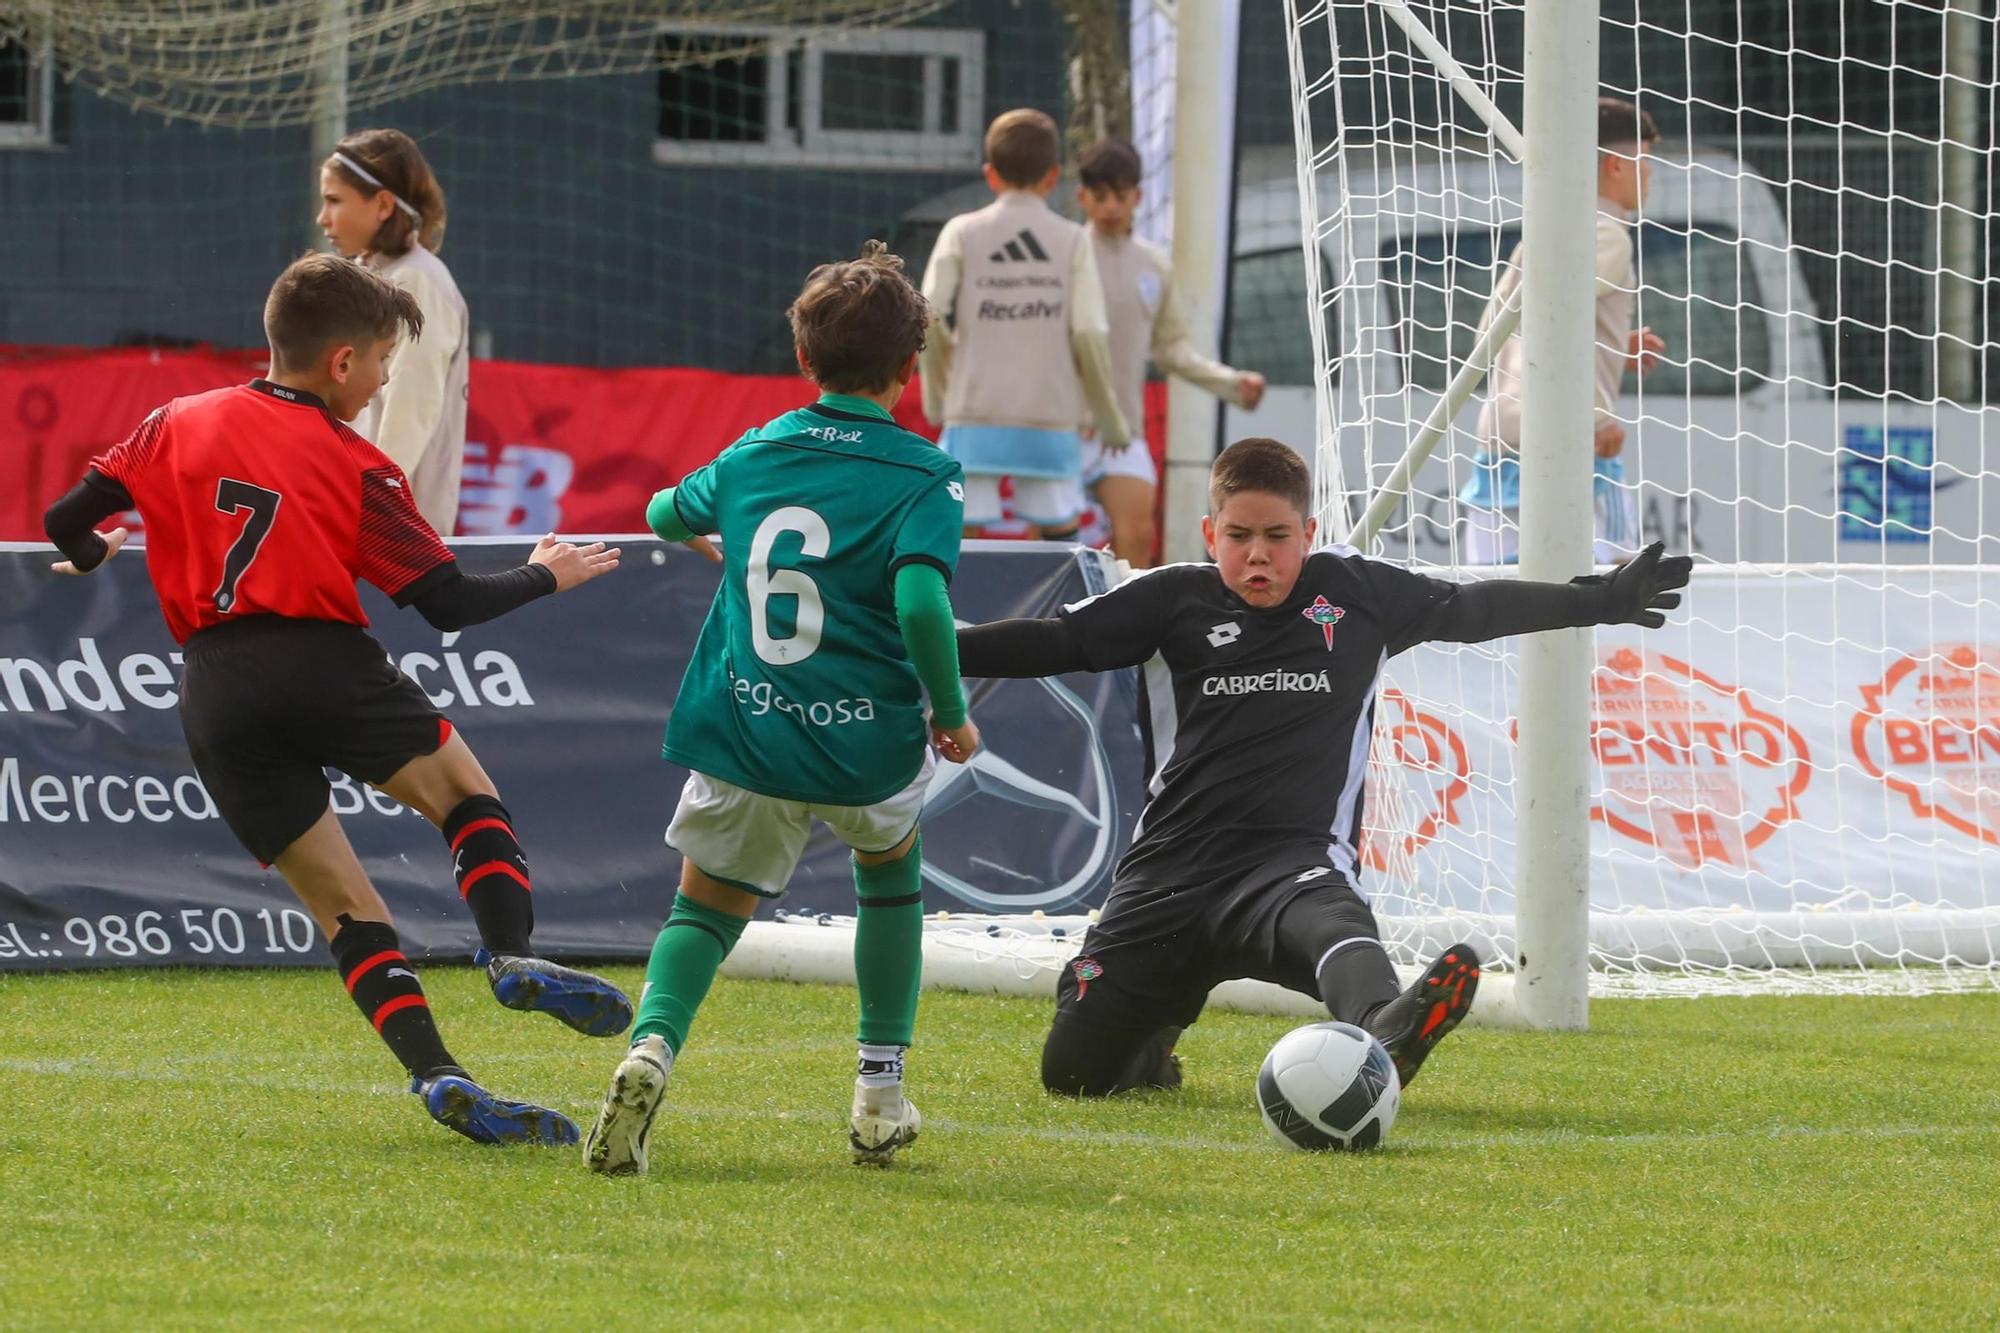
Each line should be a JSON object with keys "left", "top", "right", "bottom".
{"left": 631, "top": 892, "right": 750, "bottom": 1054}
{"left": 853, "top": 834, "right": 925, "bottom": 1048}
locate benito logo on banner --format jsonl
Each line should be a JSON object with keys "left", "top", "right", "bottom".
{"left": 1584, "top": 647, "right": 1812, "bottom": 870}
{"left": 1851, "top": 642, "right": 2000, "bottom": 847}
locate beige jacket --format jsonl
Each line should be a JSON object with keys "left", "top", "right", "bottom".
{"left": 919, "top": 191, "right": 1128, "bottom": 445}
{"left": 1477, "top": 203, "right": 1636, "bottom": 451}
{"left": 355, "top": 244, "right": 470, "bottom": 533}
{"left": 1092, "top": 228, "right": 1247, "bottom": 436}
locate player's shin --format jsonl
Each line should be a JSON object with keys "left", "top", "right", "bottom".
{"left": 1272, "top": 887, "right": 1400, "bottom": 1025}
{"left": 1277, "top": 890, "right": 1401, "bottom": 1026}
{"left": 853, "top": 834, "right": 924, "bottom": 1056}
{"left": 441, "top": 795, "right": 534, "bottom": 956}
{"left": 850, "top": 836, "right": 924, "bottom": 1162}
{"left": 328, "top": 914, "right": 458, "bottom": 1079}
{"left": 1312, "top": 937, "right": 1401, "bottom": 1027}
{"left": 630, "top": 892, "right": 748, "bottom": 1055}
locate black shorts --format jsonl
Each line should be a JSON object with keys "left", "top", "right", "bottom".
{"left": 1055, "top": 853, "right": 1379, "bottom": 1034}
{"left": 179, "top": 617, "right": 448, "bottom": 864}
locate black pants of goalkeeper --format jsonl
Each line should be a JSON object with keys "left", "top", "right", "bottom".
{"left": 1040, "top": 857, "right": 1400, "bottom": 1098}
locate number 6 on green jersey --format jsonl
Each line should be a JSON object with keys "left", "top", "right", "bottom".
{"left": 661, "top": 398, "right": 966, "bottom": 806}
{"left": 748, "top": 506, "right": 829, "bottom": 665}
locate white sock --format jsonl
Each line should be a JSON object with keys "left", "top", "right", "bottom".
{"left": 857, "top": 1043, "right": 905, "bottom": 1090}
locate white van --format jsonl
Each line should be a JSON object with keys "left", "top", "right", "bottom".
{"left": 897, "top": 148, "right": 1999, "bottom": 564}
{"left": 1216, "top": 145, "right": 1999, "bottom": 565}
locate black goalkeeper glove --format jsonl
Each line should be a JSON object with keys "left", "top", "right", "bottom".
{"left": 1570, "top": 541, "right": 1692, "bottom": 629}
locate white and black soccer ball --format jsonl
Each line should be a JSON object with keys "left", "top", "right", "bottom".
{"left": 1256, "top": 1021, "right": 1400, "bottom": 1152}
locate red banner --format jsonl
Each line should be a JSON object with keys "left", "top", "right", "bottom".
{"left": 3, "top": 346, "right": 1168, "bottom": 544}
{"left": 454, "top": 360, "right": 947, "bottom": 536}
{"left": 4, "top": 347, "right": 264, "bottom": 542}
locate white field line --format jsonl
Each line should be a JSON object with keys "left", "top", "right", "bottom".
{"left": 2, "top": 1056, "right": 1990, "bottom": 1155}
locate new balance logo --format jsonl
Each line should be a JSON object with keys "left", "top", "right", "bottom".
{"left": 1206, "top": 622, "right": 1242, "bottom": 649}
{"left": 988, "top": 228, "right": 1051, "bottom": 264}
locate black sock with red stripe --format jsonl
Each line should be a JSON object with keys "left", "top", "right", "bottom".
{"left": 329, "top": 915, "right": 457, "bottom": 1080}
{"left": 442, "top": 794, "right": 534, "bottom": 957}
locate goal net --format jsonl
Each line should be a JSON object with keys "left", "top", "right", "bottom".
{"left": 1285, "top": 0, "right": 2000, "bottom": 994}
{"left": 0, "top": 2, "right": 1145, "bottom": 387}
{"left": 0, "top": 3, "right": 951, "bottom": 129}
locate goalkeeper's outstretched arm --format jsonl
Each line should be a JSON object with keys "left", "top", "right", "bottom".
{"left": 1410, "top": 542, "right": 1692, "bottom": 646}
{"left": 956, "top": 617, "right": 1090, "bottom": 679}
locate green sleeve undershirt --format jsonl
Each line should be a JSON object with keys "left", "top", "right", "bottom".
{"left": 894, "top": 562, "right": 966, "bottom": 730}
{"left": 647, "top": 487, "right": 693, "bottom": 542}
{"left": 649, "top": 487, "right": 966, "bottom": 730}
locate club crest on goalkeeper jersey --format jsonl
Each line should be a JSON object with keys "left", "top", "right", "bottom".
{"left": 662, "top": 396, "right": 964, "bottom": 807}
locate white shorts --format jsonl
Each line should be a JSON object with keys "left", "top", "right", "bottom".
{"left": 1462, "top": 488, "right": 1642, "bottom": 566}
{"left": 1080, "top": 437, "right": 1158, "bottom": 487}
{"left": 961, "top": 474, "right": 1086, "bottom": 530}
{"left": 666, "top": 751, "right": 935, "bottom": 898}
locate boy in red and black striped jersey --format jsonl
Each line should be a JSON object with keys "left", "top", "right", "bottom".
{"left": 43, "top": 253, "right": 631, "bottom": 1147}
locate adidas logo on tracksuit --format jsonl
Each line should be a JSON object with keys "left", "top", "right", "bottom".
{"left": 988, "top": 228, "right": 1051, "bottom": 263}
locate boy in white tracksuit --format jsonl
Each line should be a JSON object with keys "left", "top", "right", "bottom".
{"left": 920, "top": 108, "right": 1128, "bottom": 538}
{"left": 1072, "top": 138, "right": 1266, "bottom": 566}
{"left": 1462, "top": 98, "right": 1666, "bottom": 565}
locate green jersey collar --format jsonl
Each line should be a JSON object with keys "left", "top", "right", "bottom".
{"left": 813, "top": 393, "right": 895, "bottom": 423}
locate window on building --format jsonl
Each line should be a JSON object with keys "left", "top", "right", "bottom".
{"left": 1229, "top": 247, "right": 1337, "bottom": 387}
{"left": 0, "top": 35, "right": 56, "bottom": 148}
{"left": 655, "top": 27, "right": 983, "bottom": 170}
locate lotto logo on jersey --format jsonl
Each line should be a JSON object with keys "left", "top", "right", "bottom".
{"left": 947, "top": 482, "right": 965, "bottom": 503}
{"left": 1851, "top": 642, "right": 2000, "bottom": 847}
{"left": 1206, "top": 621, "right": 1241, "bottom": 649}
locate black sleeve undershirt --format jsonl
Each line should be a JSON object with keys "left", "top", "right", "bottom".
{"left": 956, "top": 617, "right": 1091, "bottom": 678}
{"left": 43, "top": 470, "right": 133, "bottom": 572}
{"left": 396, "top": 562, "right": 559, "bottom": 631}
{"left": 1403, "top": 577, "right": 1608, "bottom": 646}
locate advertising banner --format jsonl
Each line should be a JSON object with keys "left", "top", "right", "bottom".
{"left": 1371, "top": 567, "right": 2000, "bottom": 920}
{"left": 1, "top": 346, "right": 1169, "bottom": 545}
{"left": 0, "top": 540, "right": 1143, "bottom": 971}
{"left": 0, "top": 347, "right": 930, "bottom": 540}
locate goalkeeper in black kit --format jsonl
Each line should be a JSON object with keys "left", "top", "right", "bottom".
{"left": 956, "top": 437, "right": 1691, "bottom": 1096}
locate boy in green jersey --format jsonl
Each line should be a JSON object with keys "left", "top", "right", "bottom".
{"left": 586, "top": 242, "right": 979, "bottom": 1174}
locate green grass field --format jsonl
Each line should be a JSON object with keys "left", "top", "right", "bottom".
{"left": 1, "top": 968, "right": 1995, "bottom": 1329}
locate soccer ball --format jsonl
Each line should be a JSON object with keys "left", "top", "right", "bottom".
{"left": 1256, "top": 1021, "right": 1400, "bottom": 1152}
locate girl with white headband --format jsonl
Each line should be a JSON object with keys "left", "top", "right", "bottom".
{"left": 318, "top": 128, "right": 470, "bottom": 533}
